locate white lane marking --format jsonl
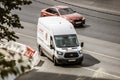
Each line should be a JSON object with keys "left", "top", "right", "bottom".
{"left": 84, "top": 50, "right": 120, "bottom": 61}
{"left": 75, "top": 77, "right": 86, "bottom": 80}
{"left": 16, "top": 33, "right": 36, "bottom": 39}
{"left": 83, "top": 67, "right": 120, "bottom": 79}
{"left": 17, "top": 33, "right": 120, "bottom": 79}
{"left": 93, "top": 68, "right": 105, "bottom": 78}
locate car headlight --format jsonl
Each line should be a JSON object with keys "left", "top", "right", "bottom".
{"left": 57, "top": 51, "right": 63, "bottom": 55}
{"left": 82, "top": 17, "right": 85, "bottom": 20}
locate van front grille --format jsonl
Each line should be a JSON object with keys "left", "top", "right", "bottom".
{"left": 64, "top": 52, "right": 79, "bottom": 58}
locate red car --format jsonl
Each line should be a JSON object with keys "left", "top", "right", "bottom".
{"left": 40, "top": 5, "right": 85, "bottom": 26}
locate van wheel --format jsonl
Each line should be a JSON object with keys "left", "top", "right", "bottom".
{"left": 77, "top": 59, "right": 83, "bottom": 65}
{"left": 38, "top": 45, "right": 44, "bottom": 56}
{"left": 53, "top": 56, "right": 58, "bottom": 66}
{"left": 77, "top": 61, "right": 82, "bottom": 65}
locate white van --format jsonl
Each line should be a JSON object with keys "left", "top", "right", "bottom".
{"left": 37, "top": 16, "right": 84, "bottom": 66}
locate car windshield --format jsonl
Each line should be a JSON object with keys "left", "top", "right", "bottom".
{"left": 54, "top": 35, "right": 79, "bottom": 48}
{"left": 59, "top": 8, "right": 75, "bottom": 15}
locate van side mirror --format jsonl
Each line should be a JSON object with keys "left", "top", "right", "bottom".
{"left": 81, "top": 42, "right": 84, "bottom": 47}
{"left": 50, "top": 44, "right": 54, "bottom": 49}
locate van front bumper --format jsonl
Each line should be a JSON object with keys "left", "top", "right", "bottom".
{"left": 56, "top": 56, "right": 83, "bottom": 65}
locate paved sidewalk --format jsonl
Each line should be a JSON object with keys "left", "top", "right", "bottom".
{"left": 55, "top": 0, "right": 120, "bottom": 16}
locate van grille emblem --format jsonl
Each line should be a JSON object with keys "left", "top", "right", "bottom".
{"left": 70, "top": 54, "right": 73, "bottom": 56}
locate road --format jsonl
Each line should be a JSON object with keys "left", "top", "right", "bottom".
{"left": 14, "top": 0, "right": 120, "bottom": 44}
{"left": 14, "top": 0, "right": 120, "bottom": 80}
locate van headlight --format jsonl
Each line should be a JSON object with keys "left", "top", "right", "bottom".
{"left": 80, "top": 50, "right": 82, "bottom": 53}
{"left": 57, "top": 51, "right": 63, "bottom": 55}
{"left": 79, "top": 50, "right": 83, "bottom": 54}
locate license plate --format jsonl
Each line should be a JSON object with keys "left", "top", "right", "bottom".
{"left": 75, "top": 21, "right": 81, "bottom": 24}
{"left": 68, "top": 59, "right": 76, "bottom": 62}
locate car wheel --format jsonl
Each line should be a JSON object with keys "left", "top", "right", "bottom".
{"left": 77, "top": 58, "right": 83, "bottom": 65}
{"left": 77, "top": 61, "right": 82, "bottom": 65}
{"left": 53, "top": 56, "right": 58, "bottom": 66}
{"left": 38, "top": 45, "right": 44, "bottom": 56}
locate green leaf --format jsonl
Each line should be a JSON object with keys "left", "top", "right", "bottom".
{"left": 0, "top": 0, "right": 32, "bottom": 41}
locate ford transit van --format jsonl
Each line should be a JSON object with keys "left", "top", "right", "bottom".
{"left": 37, "top": 16, "right": 84, "bottom": 66}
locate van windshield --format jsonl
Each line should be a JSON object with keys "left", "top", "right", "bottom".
{"left": 54, "top": 35, "right": 79, "bottom": 48}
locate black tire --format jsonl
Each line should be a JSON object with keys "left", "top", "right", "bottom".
{"left": 41, "top": 14, "right": 45, "bottom": 17}
{"left": 77, "top": 61, "right": 82, "bottom": 65}
{"left": 77, "top": 58, "right": 83, "bottom": 65}
{"left": 38, "top": 45, "right": 44, "bottom": 56}
{"left": 53, "top": 56, "right": 58, "bottom": 66}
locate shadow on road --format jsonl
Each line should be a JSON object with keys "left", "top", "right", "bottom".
{"left": 36, "top": 60, "right": 45, "bottom": 66}
{"left": 61, "top": 53, "right": 100, "bottom": 68}
{"left": 82, "top": 53, "right": 100, "bottom": 67}
{"left": 16, "top": 70, "right": 115, "bottom": 80}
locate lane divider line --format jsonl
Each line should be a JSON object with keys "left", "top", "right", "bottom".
{"left": 84, "top": 50, "right": 120, "bottom": 61}
{"left": 83, "top": 67, "right": 120, "bottom": 79}
{"left": 16, "top": 33, "right": 36, "bottom": 39}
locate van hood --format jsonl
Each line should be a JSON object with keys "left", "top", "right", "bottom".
{"left": 61, "top": 13, "right": 83, "bottom": 20}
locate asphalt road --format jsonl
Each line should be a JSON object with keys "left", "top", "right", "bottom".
{"left": 14, "top": 0, "right": 120, "bottom": 44}
{"left": 14, "top": 0, "right": 120, "bottom": 80}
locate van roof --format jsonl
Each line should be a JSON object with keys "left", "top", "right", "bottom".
{"left": 38, "top": 16, "right": 76, "bottom": 35}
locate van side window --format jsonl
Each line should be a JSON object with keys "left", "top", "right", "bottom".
{"left": 50, "top": 36, "right": 54, "bottom": 49}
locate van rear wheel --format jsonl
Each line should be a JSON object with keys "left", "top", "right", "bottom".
{"left": 38, "top": 45, "right": 44, "bottom": 56}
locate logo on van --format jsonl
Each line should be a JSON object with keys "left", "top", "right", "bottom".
{"left": 70, "top": 54, "right": 73, "bottom": 56}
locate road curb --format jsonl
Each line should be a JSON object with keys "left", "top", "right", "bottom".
{"left": 55, "top": 0, "right": 120, "bottom": 16}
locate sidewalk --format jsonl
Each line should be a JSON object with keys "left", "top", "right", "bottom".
{"left": 55, "top": 0, "right": 120, "bottom": 16}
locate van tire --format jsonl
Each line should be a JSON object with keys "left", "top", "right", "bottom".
{"left": 38, "top": 45, "right": 45, "bottom": 56}
{"left": 77, "top": 59, "right": 83, "bottom": 65}
{"left": 77, "top": 61, "right": 82, "bottom": 65}
{"left": 53, "top": 56, "right": 58, "bottom": 66}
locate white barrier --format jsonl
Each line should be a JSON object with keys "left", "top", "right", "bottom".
{"left": 5, "top": 41, "right": 40, "bottom": 66}
{"left": 32, "top": 51, "right": 40, "bottom": 66}
{"left": 6, "top": 41, "right": 26, "bottom": 55}
{"left": 0, "top": 41, "right": 40, "bottom": 80}
{"left": 0, "top": 40, "right": 8, "bottom": 48}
